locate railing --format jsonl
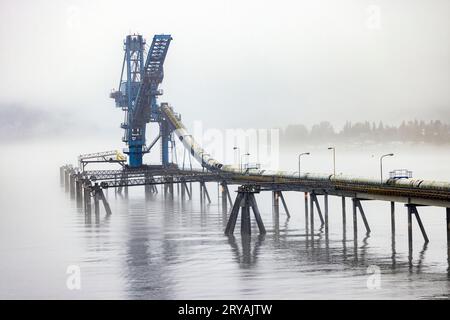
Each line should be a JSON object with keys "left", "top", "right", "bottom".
{"left": 389, "top": 169, "right": 413, "bottom": 179}
{"left": 243, "top": 163, "right": 261, "bottom": 170}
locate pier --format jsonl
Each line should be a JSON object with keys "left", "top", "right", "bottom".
{"left": 61, "top": 32, "right": 450, "bottom": 265}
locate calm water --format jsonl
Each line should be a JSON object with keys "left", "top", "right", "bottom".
{"left": 1, "top": 138, "right": 450, "bottom": 299}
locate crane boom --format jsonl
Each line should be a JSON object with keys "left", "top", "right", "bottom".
{"left": 111, "top": 34, "right": 172, "bottom": 168}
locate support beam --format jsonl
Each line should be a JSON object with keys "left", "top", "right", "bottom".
{"left": 342, "top": 196, "right": 346, "bottom": 236}
{"left": 352, "top": 198, "right": 371, "bottom": 235}
{"left": 311, "top": 193, "right": 325, "bottom": 225}
{"left": 144, "top": 174, "right": 152, "bottom": 198}
{"left": 324, "top": 194, "right": 329, "bottom": 234}
{"left": 446, "top": 208, "right": 450, "bottom": 272}
{"left": 75, "top": 178, "right": 82, "bottom": 206}
{"left": 224, "top": 187, "right": 265, "bottom": 236}
{"left": 69, "top": 174, "right": 76, "bottom": 198}
{"left": 64, "top": 170, "right": 70, "bottom": 192}
{"left": 84, "top": 184, "right": 91, "bottom": 215}
{"left": 391, "top": 201, "right": 395, "bottom": 237}
{"left": 272, "top": 191, "right": 279, "bottom": 216}
{"left": 304, "top": 192, "right": 309, "bottom": 234}
{"left": 353, "top": 198, "right": 358, "bottom": 241}
{"left": 221, "top": 182, "right": 228, "bottom": 213}
{"left": 249, "top": 194, "right": 266, "bottom": 235}
{"left": 408, "top": 205, "right": 413, "bottom": 255}
{"left": 224, "top": 193, "right": 244, "bottom": 235}
{"left": 182, "top": 181, "right": 191, "bottom": 200}
{"left": 94, "top": 187, "right": 100, "bottom": 216}
{"left": 310, "top": 193, "right": 314, "bottom": 232}
{"left": 241, "top": 203, "right": 251, "bottom": 235}
{"left": 225, "top": 184, "right": 233, "bottom": 206}
{"left": 278, "top": 192, "right": 291, "bottom": 218}
{"left": 202, "top": 182, "right": 211, "bottom": 204}
{"left": 355, "top": 199, "right": 371, "bottom": 233}
{"left": 409, "top": 205, "right": 429, "bottom": 243}
{"left": 181, "top": 180, "right": 186, "bottom": 199}
{"left": 98, "top": 188, "right": 112, "bottom": 215}
{"left": 168, "top": 178, "right": 174, "bottom": 198}
{"left": 447, "top": 208, "right": 450, "bottom": 246}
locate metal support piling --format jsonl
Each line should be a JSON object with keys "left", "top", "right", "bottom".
{"left": 279, "top": 192, "right": 290, "bottom": 218}
{"left": 446, "top": 208, "right": 450, "bottom": 272}
{"left": 272, "top": 191, "right": 279, "bottom": 216}
{"left": 342, "top": 196, "right": 346, "bottom": 237}
{"left": 352, "top": 198, "right": 371, "bottom": 236}
{"left": 410, "top": 205, "right": 429, "bottom": 243}
{"left": 98, "top": 188, "right": 112, "bottom": 215}
{"left": 75, "top": 177, "right": 82, "bottom": 206}
{"left": 352, "top": 198, "right": 358, "bottom": 241}
{"left": 64, "top": 170, "right": 70, "bottom": 192}
{"left": 324, "top": 194, "right": 329, "bottom": 234}
{"left": 69, "top": 174, "right": 76, "bottom": 198}
{"left": 408, "top": 205, "right": 413, "bottom": 256}
{"left": 310, "top": 193, "right": 314, "bottom": 232}
{"left": 391, "top": 201, "right": 395, "bottom": 237}
{"left": 304, "top": 192, "right": 309, "bottom": 234}
{"left": 311, "top": 193, "right": 325, "bottom": 226}
{"left": 221, "top": 182, "right": 228, "bottom": 213}
{"left": 83, "top": 183, "right": 92, "bottom": 215}
{"left": 447, "top": 208, "right": 450, "bottom": 246}
{"left": 202, "top": 182, "right": 211, "bottom": 204}
{"left": 94, "top": 185, "right": 100, "bottom": 216}
{"left": 241, "top": 204, "right": 251, "bottom": 235}
{"left": 225, "top": 186, "right": 265, "bottom": 236}
{"left": 224, "top": 193, "right": 243, "bottom": 235}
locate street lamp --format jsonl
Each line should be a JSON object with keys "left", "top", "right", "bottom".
{"left": 380, "top": 153, "right": 394, "bottom": 183}
{"left": 328, "top": 147, "right": 336, "bottom": 176}
{"left": 241, "top": 152, "right": 250, "bottom": 173}
{"left": 298, "top": 152, "right": 310, "bottom": 178}
{"left": 233, "top": 146, "right": 240, "bottom": 171}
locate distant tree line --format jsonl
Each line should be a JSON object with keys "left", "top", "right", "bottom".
{"left": 281, "top": 120, "right": 450, "bottom": 144}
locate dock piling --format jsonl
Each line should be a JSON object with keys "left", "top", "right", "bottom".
{"left": 391, "top": 201, "right": 396, "bottom": 237}
{"left": 304, "top": 192, "right": 309, "bottom": 234}
{"left": 311, "top": 193, "right": 325, "bottom": 226}
{"left": 225, "top": 186, "right": 265, "bottom": 236}
{"left": 324, "top": 194, "right": 329, "bottom": 234}
{"left": 342, "top": 196, "right": 346, "bottom": 237}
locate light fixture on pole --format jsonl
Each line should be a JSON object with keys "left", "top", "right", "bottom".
{"left": 241, "top": 152, "right": 250, "bottom": 173}
{"left": 328, "top": 147, "right": 336, "bottom": 176}
{"left": 298, "top": 152, "right": 310, "bottom": 178}
{"left": 380, "top": 153, "right": 394, "bottom": 183}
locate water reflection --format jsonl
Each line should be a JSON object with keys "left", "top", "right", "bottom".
{"left": 391, "top": 233, "right": 397, "bottom": 269}
{"left": 227, "top": 234, "right": 265, "bottom": 267}
{"left": 72, "top": 185, "right": 449, "bottom": 299}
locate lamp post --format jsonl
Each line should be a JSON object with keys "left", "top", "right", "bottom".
{"left": 233, "top": 146, "right": 240, "bottom": 172}
{"left": 241, "top": 153, "right": 250, "bottom": 173}
{"left": 380, "top": 153, "right": 394, "bottom": 183}
{"left": 328, "top": 147, "right": 336, "bottom": 176}
{"left": 298, "top": 152, "right": 310, "bottom": 178}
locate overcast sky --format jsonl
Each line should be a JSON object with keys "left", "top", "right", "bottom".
{"left": 0, "top": 0, "right": 449, "bottom": 132}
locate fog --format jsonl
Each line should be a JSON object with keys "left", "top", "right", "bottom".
{"left": 0, "top": 0, "right": 449, "bottom": 137}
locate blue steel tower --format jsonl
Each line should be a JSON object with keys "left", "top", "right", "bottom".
{"left": 111, "top": 34, "right": 172, "bottom": 167}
